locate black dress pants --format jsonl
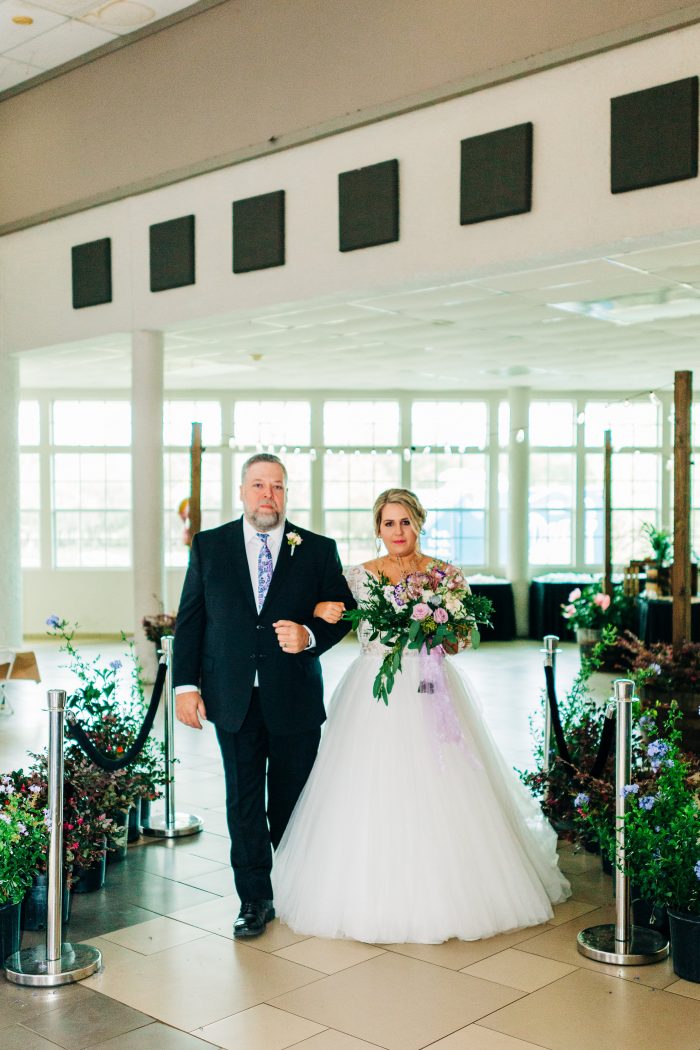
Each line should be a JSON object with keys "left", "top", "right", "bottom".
{"left": 215, "top": 688, "right": 321, "bottom": 902}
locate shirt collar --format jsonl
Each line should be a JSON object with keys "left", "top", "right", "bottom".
{"left": 243, "top": 516, "right": 286, "bottom": 546}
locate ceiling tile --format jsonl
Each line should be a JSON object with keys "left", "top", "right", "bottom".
{"left": 79, "top": 0, "right": 200, "bottom": 36}
{"left": 0, "top": 0, "right": 65, "bottom": 49}
{"left": 6, "top": 17, "right": 115, "bottom": 63}
{"left": 0, "top": 52, "right": 44, "bottom": 86}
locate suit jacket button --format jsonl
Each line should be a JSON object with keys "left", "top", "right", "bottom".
{"left": 256, "top": 624, "right": 264, "bottom": 630}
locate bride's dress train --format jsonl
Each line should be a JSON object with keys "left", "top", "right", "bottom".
{"left": 272, "top": 566, "right": 571, "bottom": 944}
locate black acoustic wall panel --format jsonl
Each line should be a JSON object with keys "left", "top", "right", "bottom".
{"left": 149, "top": 215, "right": 195, "bottom": 292}
{"left": 611, "top": 76, "right": 698, "bottom": 194}
{"left": 232, "top": 190, "right": 285, "bottom": 273}
{"left": 71, "top": 238, "right": 112, "bottom": 309}
{"left": 460, "top": 123, "right": 533, "bottom": 225}
{"left": 338, "top": 159, "right": 399, "bottom": 252}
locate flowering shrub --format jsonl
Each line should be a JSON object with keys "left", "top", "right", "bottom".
{"left": 561, "top": 583, "right": 635, "bottom": 632}
{"left": 142, "top": 613, "right": 177, "bottom": 645}
{"left": 0, "top": 775, "right": 49, "bottom": 904}
{"left": 611, "top": 631, "right": 700, "bottom": 694}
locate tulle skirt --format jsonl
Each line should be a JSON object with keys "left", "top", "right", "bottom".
{"left": 272, "top": 652, "right": 571, "bottom": 944}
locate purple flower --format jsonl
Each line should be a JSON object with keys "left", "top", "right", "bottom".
{"left": 411, "top": 603, "right": 431, "bottom": 621}
{"left": 647, "top": 740, "right": 669, "bottom": 760}
{"left": 574, "top": 793, "right": 589, "bottom": 807}
{"left": 109, "top": 659, "right": 122, "bottom": 671}
{"left": 622, "top": 784, "right": 640, "bottom": 798}
{"left": 433, "top": 607, "right": 449, "bottom": 624}
{"left": 16, "top": 822, "right": 27, "bottom": 836}
{"left": 638, "top": 714, "right": 655, "bottom": 729}
{"left": 648, "top": 662, "right": 662, "bottom": 675}
{"left": 29, "top": 784, "right": 41, "bottom": 794}
{"left": 43, "top": 809, "right": 52, "bottom": 829}
{"left": 694, "top": 860, "right": 700, "bottom": 880}
{"left": 0, "top": 812, "right": 10, "bottom": 824}
{"left": 46, "top": 615, "right": 61, "bottom": 628}
{"left": 639, "top": 795, "right": 656, "bottom": 811}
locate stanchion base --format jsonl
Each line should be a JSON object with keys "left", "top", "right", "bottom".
{"left": 4, "top": 943, "right": 101, "bottom": 986}
{"left": 141, "top": 812, "right": 203, "bottom": 838}
{"left": 577, "top": 923, "right": 669, "bottom": 965}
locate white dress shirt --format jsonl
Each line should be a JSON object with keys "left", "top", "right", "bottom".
{"left": 175, "top": 518, "right": 314, "bottom": 696}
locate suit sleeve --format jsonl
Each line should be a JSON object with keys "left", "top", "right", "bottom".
{"left": 308, "top": 540, "right": 357, "bottom": 658}
{"left": 173, "top": 534, "right": 206, "bottom": 688}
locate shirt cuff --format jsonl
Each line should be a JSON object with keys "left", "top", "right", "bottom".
{"left": 303, "top": 626, "right": 316, "bottom": 650}
{"left": 175, "top": 685, "right": 198, "bottom": 695}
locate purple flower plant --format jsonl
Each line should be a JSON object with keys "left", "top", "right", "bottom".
{"left": 622, "top": 784, "right": 640, "bottom": 798}
{"left": 46, "top": 614, "right": 61, "bottom": 628}
{"left": 639, "top": 795, "right": 656, "bottom": 811}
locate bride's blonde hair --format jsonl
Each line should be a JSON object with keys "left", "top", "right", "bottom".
{"left": 373, "top": 488, "right": 427, "bottom": 540}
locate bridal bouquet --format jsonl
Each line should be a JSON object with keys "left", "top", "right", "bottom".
{"left": 343, "top": 563, "right": 493, "bottom": 704}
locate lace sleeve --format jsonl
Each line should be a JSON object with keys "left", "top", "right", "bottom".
{"left": 344, "top": 565, "right": 366, "bottom": 603}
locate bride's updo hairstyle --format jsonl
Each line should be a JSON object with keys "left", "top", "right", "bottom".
{"left": 373, "top": 488, "right": 427, "bottom": 540}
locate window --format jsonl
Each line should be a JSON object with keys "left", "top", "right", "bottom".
{"left": 585, "top": 401, "right": 659, "bottom": 448}
{"left": 164, "top": 452, "right": 223, "bottom": 566}
{"left": 233, "top": 401, "right": 310, "bottom": 447}
{"left": 163, "top": 401, "right": 222, "bottom": 446}
{"left": 52, "top": 401, "right": 131, "bottom": 446}
{"left": 19, "top": 401, "right": 40, "bottom": 445}
{"left": 585, "top": 452, "right": 660, "bottom": 564}
{"left": 324, "top": 452, "right": 401, "bottom": 564}
{"left": 323, "top": 401, "right": 399, "bottom": 447}
{"left": 411, "top": 401, "right": 487, "bottom": 449}
{"left": 411, "top": 453, "right": 487, "bottom": 564}
{"left": 530, "top": 401, "right": 575, "bottom": 446}
{"left": 20, "top": 453, "right": 40, "bottom": 567}
{"left": 529, "top": 453, "right": 576, "bottom": 565}
{"left": 52, "top": 453, "right": 131, "bottom": 567}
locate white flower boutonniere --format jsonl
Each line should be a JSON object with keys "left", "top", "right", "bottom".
{"left": 286, "top": 531, "right": 302, "bottom": 557}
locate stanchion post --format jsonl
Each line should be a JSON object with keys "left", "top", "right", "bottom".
{"left": 142, "top": 636, "right": 203, "bottom": 839}
{"left": 577, "top": 679, "right": 669, "bottom": 965}
{"left": 4, "top": 690, "right": 102, "bottom": 986}
{"left": 540, "top": 635, "right": 561, "bottom": 780}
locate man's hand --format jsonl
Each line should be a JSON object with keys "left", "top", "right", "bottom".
{"left": 176, "top": 690, "right": 207, "bottom": 730}
{"left": 273, "top": 620, "right": 310, "bottom": 654}
{"left": 313, "top": 601, "right": 345, "bottom": 624}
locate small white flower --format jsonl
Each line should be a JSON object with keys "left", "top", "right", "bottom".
{"left": 286, "top": 531, "right": 303, "bottom": 557}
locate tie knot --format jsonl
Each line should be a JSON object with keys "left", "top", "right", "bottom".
{"left": 256, "top": 532, "right": 270, "bottom": 544}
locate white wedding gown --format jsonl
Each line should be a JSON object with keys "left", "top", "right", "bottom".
{"left": 272, "top": 566, "right": 571, "bottom": 944}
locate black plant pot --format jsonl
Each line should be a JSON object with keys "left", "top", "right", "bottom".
{"left": 140, "top": 798, "right": 151, "bottom": 829}
{"left": 127, "top": 798, "right": 142, "bottom": 843}
{"left": 632, "top": 897, "right": 669, "bottom": 939}
{"left": 73, "top": 840, "right": 107, "bottom": 894}
{"left": 0, "top": 900, "right": 21, "bottom": 968}
{"left": 21, "top": 873, "right": 72, "bottom": 931}
{"left": 107, "top": 808, "right": 130, "bottom": 864}
{"left": 669, "top": 909, "right": 700, "bottom": 983}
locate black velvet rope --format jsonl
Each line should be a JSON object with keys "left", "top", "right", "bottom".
{"left": 543, "top": 663, "right": 616, "bottom": 779}
{"left": 590, "top": 710, "right": 616, "bottom": 779}
{"left": 66, "top": 660, "right": 167, "bottom": 771}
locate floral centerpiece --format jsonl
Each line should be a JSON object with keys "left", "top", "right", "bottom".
{"left": 142, "top": 612, "right": 177, "bottom": 646}
{"left": 561, "top": 583, "right": 635, "bottom": 632}
{"left": 0, "top": 775, "right": 48, "bottom": 906}
{"left": 343, "top": 562, "right": 493, "bottom": 704}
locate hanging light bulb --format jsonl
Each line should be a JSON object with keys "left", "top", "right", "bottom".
{"left": 444, "top": 444, "right": 452, "bottom": 455}
{"left": 280, "top": 445, "right": 287, "bottom": 454}
{"left": 403, "top": 448, "right": 412, "bottom": 462}
{"left": 649, "top": 391, "right": 660, "bottom": 406}
{"left": 576, "top": 411, "right": 585, "bottom": 425}
{"left": 293, "top": 447, "right": 301, "bottom": 455}
{"left": 423, "top": 445, "right": 431, "bottom": 455}
{"left": 516, "top": 429, "right": 525, "bottom": 444}
{"left": 310, "top": 448, "right": 317, "bottom": 462}
{"left": 354, "top": 449, "right": 361, "bottom": 456}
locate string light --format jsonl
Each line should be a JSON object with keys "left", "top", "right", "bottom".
{"left": 515, "top": 429, "right": 525, "bottom": 443}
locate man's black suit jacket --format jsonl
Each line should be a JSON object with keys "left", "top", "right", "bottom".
{"left": 173, "top": 518, "right": 355, "bottom": 734}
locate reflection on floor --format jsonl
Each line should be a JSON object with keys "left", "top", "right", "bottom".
{"left": 2, "top": 639, "right": 700, "bottom": 1050}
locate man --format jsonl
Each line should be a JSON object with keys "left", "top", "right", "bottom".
{"left": 173, "top": 453, "right": 354, "bottom": 938}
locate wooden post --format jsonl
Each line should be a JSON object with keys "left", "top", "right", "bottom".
{"left": 672, "top": 371, "right": 692, "bottom": 651}
{"left": 603, "top": 429, "right": 613, "bottom": 596}
{"left": 189, "top": 422, "right": 202, "bottom": 540}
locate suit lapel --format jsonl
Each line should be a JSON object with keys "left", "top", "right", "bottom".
{"left": 229, "top": 518, "right": 258, "bottom": 616}
{"left": 260, "top": 520, "right": 295, "bottom": 614}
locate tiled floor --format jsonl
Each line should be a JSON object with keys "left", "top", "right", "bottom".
{"left": 2, "top": 638, "right": 700, "bottom": 1050}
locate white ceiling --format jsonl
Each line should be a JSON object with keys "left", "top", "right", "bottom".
{"left": 18, "top": 238, "right": 700, "bottom": 392}
{"left": 0, "top": 0, "right": 207, "bottom": 93}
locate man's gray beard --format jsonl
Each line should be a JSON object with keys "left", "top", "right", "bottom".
{"left": 247, "top": 507, "right": 283, "bottom": 530}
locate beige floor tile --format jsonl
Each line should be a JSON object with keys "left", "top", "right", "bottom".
{"left": 461, "top": 948, "right": 577, "bottom": 992}
{"left": 546, "top": 899, "right": 599, "bottom": 926}
{"left": 556, "top": 847, "right": 601, "bottom": 877}
{"left": 565, "top": 870, "right": 613, "bottom": 908}
{"left": 0, "top": 1024, "right": 65, "bottom": 1050}
{"left": 101, "top": 917, "right": 211, "bottom": 955}
{"left": 176, "top": 807, "right": 229, "bottom": 836}
{"left": 427, "top": 1026, "right": 548, "bottom": 1049}
{"left": 481, "top": 966, "right": 700, "bottom": 1050}
{"left": 269, "top": 950, "right": 523, "bottom": 1050}
{"left": 515, "top": 905, "right": 678, "bottom": 989}
{"left": 167, "top": 894, "right": 241, "bottom": 936}
{"left": 86, "top": 1022, "right": 212, "bottom": 1049}
{"left": 160, "top": 836, "right": 232, "bottom": 866}
{"left": 381, "top": 924, "right": 551, "bottom": 970}
{"left": 180, "top": 868, "right": 236, "bottom": 896}
{"left": 195, "top": 1004, "right": 325, "bottom": 1049}
{"left": 128, "top": 848, "right": 223, "bottom": 882}
{"left": 273, "top": 938, "right": 385, "bottom": 974}
{"left": 20, "top": 987, "right": 153, "bottom": 1050}
{"left": 291, "top": 1032, "right": 383, "bottom": 1050}
{"left": 666, "top": 977, "right": 700, "bottom": 1000}
{"left": 82, "top": 934, "right": 323, "bottom": 1031}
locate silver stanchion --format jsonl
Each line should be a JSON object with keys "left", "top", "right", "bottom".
{"left": 540, "top": 635, "right": 561, "bottom": 784}
{"left": 142, "top": 636, "right": 203, "bottom": 839}
{"left": 577, "top": 678, "right": 669, "bottom": 965}
{"left": 5, "top": 690, "right": 101, "bottom": 986}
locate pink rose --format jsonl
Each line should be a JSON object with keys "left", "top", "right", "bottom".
{"left": 411, "top": 603, "right": 431, "bottom": 621}
{"left": 593, "top": 593, "right": 611, "bottom": 610}
{"left": 568, "top": 588, "right": 582, "bottom": 602}
{"left": 562, "top": 604, "right": 576, "bottom": 618}
{"left": 433, "top": 607, "right": 448, "bottom": 623}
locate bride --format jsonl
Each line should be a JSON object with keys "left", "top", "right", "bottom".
{"left": 272, "top": 488, "right": 570, "bottom": 944}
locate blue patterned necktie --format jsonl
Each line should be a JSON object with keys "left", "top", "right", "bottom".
{"left": 256, "top": 532, "right": 273, "bottom": 611}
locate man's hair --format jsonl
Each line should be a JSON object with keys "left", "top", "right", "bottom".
{"left": 240, "top": 453, "right": 288, "bottom": 485}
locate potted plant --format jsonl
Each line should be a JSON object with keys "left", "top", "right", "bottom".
{"left": 0, "top": 774, "right": 49, "bottom": 960}
{"left": 641, "top": 522, "right": 672, "bottom": 596}
{"left": 561, "top": 584, "right": 636, "bottom": 664}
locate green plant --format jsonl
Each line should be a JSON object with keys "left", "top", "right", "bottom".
{"left": 641, "top": 522, "right": 672, "bottom": 566}
{"left": 0, "top": 775, "right": 49, "bottom": 904}
{"left": 561, "top": 583, "right": 635, "bottom": 633}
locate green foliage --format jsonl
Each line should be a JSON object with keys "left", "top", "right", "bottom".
{"left": 0, "top": 779, "right": 49, "bottom": 904}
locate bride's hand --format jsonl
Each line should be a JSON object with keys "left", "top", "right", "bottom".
{"left": 314, "top": 601, "right": 345, "bottom": 623}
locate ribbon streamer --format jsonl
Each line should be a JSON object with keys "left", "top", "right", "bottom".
{"left": 418, "top": 646, "right": 481, "bottom": 769}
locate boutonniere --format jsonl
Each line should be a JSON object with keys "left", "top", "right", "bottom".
{"left": 286, "top": 531, "right": 302, "bottom": 556}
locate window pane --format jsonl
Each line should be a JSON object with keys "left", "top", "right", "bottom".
{"left": 19, "top": 401, "right": 40, "bottom": 445}
{"left": 165, "top": 452, "right": 222, "bottom": 567}
{"left": 530, "top": 402, "right": 575, "bottom": 446}
{"left": 52, "top": 453, "right": 131, "bottom": 567}
{"left": 498, "top": 402, "right": 510, "bottom": 448}
{"left": 411, "top": 402, "right": 487, "bottom": 448}
{"left": 233, "top": 401, "right": 310, "bottom": 447}
{"left": 323, "top": 452, "right": 401, "bottom": 563}
{"left": 53, "top": 401, "right": 131, "bottom": 446}
{"left": 585, "top": 401, "right": 659, "bottom": 448}
{"left": 324, "top": 401, "right": 399, "bottom": 446}
{"left": 529, "top": 453, "right": 575, "bottom": 564}
{"left": 409, "top": 453, "right": 487, "bottom": 565}
{"left": 164, "top": 401, "right": 222, "bottom": 446}
{"left": 584, "top": 452, "right": 661, "bottom": 564}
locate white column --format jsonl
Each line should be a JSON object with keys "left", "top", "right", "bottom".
{"left": 131, "top": 331, "right": 165, "bottom": 680}
{"left": 508, "top": 387, "right": 530, "bottom": 637}
{"left": 0, "top": 352, "right": 22, "bottom": 647}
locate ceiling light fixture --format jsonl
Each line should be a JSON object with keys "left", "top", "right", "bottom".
{"left": 12, "top": 14, "right": 33, "bottom": 23}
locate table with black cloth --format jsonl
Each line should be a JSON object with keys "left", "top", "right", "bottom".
{"left": 528, "top": 574, "right": 598, "bottom": 641}
{"left": 635, "top": 596, "right": 700, "bottom": 645}
{"left": 466, "top": 577, "right": 516, "bottom": 642}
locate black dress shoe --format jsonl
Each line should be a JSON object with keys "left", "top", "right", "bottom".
{"left": 234, "top": 899, "right": 275, "bottom": 938}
